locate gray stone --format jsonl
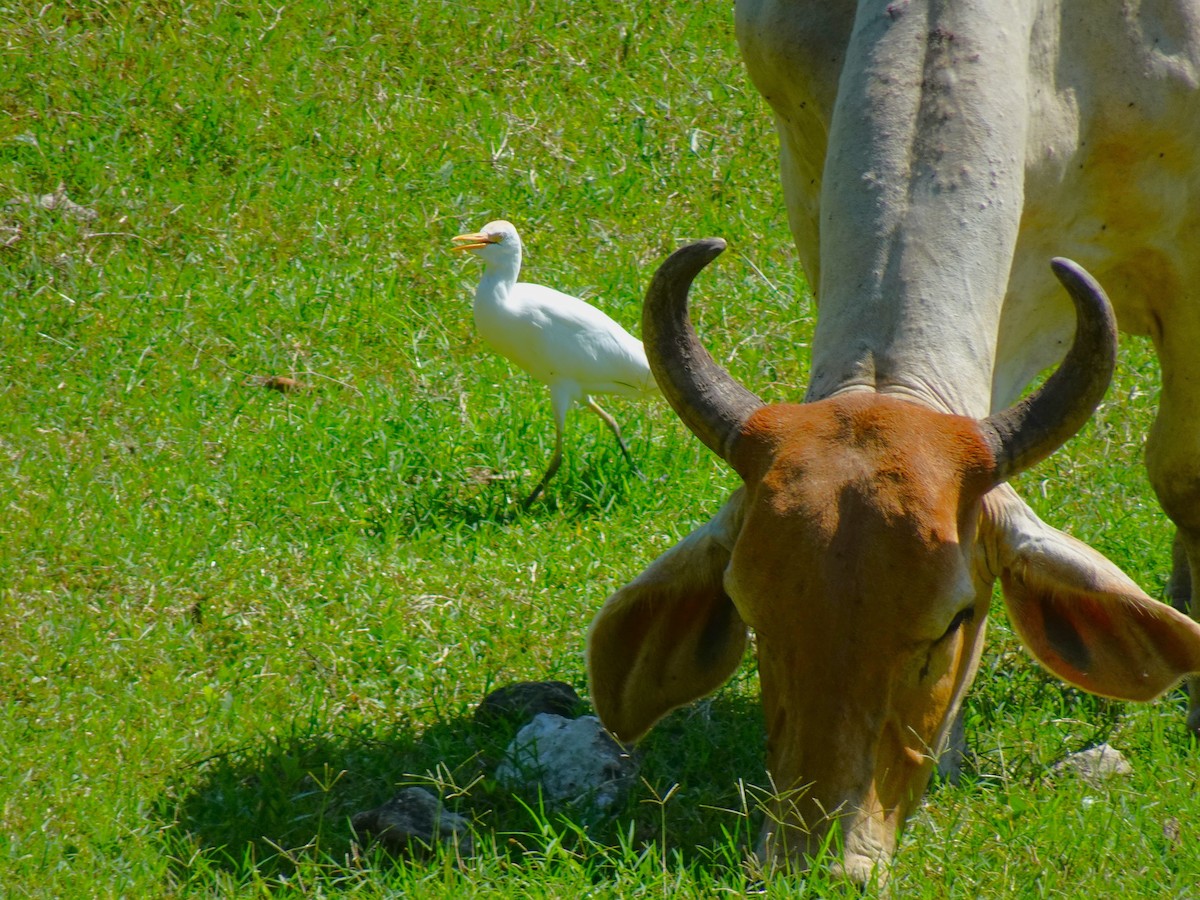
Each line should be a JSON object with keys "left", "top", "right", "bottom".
{"left": 495, "top": 713, "right": 637, "bottom": 814}
{"left": 9, "top": 185, "right": 98, "bottom": 221}
{"left": 351, "top": 787, "right": 472, "bottom": 856}
{"left": 1050, "top": 743, "right": 1133, "bottom": 786}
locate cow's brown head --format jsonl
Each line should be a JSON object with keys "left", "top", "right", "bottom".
{"left": 587, "top": 240, "right": 1200, "bottom": 886}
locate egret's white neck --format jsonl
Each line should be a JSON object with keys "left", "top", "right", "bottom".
{"left": 474, "top": 250, "right": 521, "bottom": 308}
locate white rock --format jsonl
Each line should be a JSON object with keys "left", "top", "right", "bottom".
{"left": 1051, "top": 743, "right": 1133, "bottom": 786}
{"left": 495, "top": 713, "right": 637, "bottom": 813}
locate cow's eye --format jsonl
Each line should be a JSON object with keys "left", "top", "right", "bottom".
{"left": 938, "top": 606, "right": 975, "bottom": 642}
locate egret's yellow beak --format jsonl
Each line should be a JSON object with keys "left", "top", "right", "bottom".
{"left": 451, "top": 232, "right": 496, "bottom": 252}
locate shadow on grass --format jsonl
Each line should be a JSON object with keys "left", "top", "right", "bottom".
{"left": 374, "top": 455, "right": 660, "bottom": 538}
{"left": 157, "top": 689, "right": 770, "bottom": 884}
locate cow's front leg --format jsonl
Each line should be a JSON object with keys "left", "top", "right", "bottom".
{"left": 1167, "top": 532, "right": 1192, "bottom": 616}
{"left": 1145, "top": 298, "right": 1200, "bottom": 734}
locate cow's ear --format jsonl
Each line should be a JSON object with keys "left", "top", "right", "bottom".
{"left": 587, "top": 491, "right": 749, "bottom": 742}
{"left": 984, "top": 486, "right": 1200, "bottom": 700}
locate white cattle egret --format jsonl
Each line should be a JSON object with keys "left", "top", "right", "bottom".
{"left": 451, "top": 220, "right": 657, "bottom": 505}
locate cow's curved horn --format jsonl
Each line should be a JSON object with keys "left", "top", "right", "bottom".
{"left": 981, "top": 258, "right": 1118, "bottom": 483}
{"left": 643, "top": 238, "right": 764, "bottom": 463}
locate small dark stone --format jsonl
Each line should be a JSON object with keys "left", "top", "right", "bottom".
{"left": 248, "top": 374, "right": 307, "bottom": 393}
{"left": 351, "top": 787, "right": 472, "bottom": 856}
{"left": 473, "top": 681, "right": 582, "bottom": 727}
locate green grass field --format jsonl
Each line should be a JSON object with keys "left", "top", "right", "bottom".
{"left": 3, "top": 2, "right": 1198, "bottom": 897}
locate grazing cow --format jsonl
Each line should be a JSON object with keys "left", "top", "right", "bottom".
{"left": 587, "top": 0, "right": 1200, "bottom": 886}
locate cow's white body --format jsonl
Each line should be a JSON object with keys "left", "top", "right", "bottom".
{"left": 740, "top": 1, "right": 1200, "bottom": 415}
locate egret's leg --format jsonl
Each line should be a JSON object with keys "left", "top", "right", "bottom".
{"left": 524, "top": 389, "right": 570, "bottom": 506}
{"left": 585, "top": 398, "right": 633, "bottom": 462}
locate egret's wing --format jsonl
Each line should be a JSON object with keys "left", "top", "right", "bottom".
{"left": 498, "top": 284, "right": 656, "bottom": 397}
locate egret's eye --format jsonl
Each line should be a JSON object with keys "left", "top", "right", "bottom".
{"left": 939, "top": 606, "right": 975, "bottom": 642}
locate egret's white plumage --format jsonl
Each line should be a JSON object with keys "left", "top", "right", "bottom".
{"left": 452, "top": 219, "right": 657, "bottom": 504}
